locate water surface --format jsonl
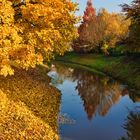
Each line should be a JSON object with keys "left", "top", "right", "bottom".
{"left": 48, "top": 63, "right": 140, "bottom": 140}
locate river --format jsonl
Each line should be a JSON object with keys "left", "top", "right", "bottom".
{"left": 48, "top": 62, "right": 140, "bottom": 140}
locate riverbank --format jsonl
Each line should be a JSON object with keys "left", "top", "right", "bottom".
{"left": 0, "top": 67, "right": 61, "bottom": 140}
{"left": 56, "top": 52, "right": 140, "bottom": 91}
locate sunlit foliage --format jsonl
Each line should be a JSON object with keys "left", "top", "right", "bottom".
{"left": 0, "top": 0, "right": 78, "bottom": 76}
{"left": 83, "top": 0, "right": 95, "bottom": 22}
{"left": 0, "top": 68, "right": 61, "bottom": 139}
{"left": 97, "top": 9, "right": 130, "bottom": 54}
{"left": 73, "top": 2, "right": 130, "bottom": 54}
{"left": 73, "top": 0, "right": 96, "bottom": 52}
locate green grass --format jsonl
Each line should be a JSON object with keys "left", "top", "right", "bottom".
{"left": 56, "top": 52, "right": 140, "bottom": 91}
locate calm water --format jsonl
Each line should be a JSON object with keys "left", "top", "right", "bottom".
{"left": 48, "top": 63, "right": 140, "bottom": 140}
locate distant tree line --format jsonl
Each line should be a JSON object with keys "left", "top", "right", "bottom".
{"left": 73, "top": 0, "right": 140, "bottom": 55}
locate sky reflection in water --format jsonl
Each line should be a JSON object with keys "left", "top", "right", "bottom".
{"left": 48, "top": 63, "right": 140, "bottom": 140}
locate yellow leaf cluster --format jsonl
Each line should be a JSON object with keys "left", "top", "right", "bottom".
{"left": 0, "top": 0, "right": 78, "bottom": 76}
{"left": 0, "top": 68, "right": 61, "bottom": 139}
{"left": 99, "top": 9, "right": 131, "bottom": 46}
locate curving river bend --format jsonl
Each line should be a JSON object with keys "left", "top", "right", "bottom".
{"left": 48, "top": 62, "right": 140, "bottom": 140}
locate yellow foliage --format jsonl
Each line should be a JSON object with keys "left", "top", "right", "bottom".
{"left": 0, "top": 0, "right": 78, "bottom": 76}
{"left": 0, "top": 68, "right": 61, "bottom": 139}
{"left": 98, "top": 9, "right": 131, "bottom": 46}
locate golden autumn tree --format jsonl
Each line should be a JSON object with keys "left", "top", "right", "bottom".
{"left": 73, "top": 2, "right": 130, "bottom": 54}
{"left": 0, "top": 0, "right": 78, "bottom": 76}
{"left": 97, "top": 9, "right": 130, "bottom": 54}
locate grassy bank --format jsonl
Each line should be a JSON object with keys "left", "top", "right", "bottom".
{"left": 56, "top": 52, "right": 140, "bottom": 91}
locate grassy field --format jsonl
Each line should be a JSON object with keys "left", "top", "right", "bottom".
{"left": 56, "top": 52, "right": 140, "bottom": 91}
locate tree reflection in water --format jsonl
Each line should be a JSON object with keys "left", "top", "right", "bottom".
{"left": 50, "top": 63, "right": 131, "bottom": 120}
{"left": 71, "top": 69, "right": 129, "bottom": 120}
{"left": 120, "top": 111, "right": 140, "bottom": 140}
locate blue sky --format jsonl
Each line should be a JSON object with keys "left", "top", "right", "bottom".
{"left": 72, "top": 0, "right": 132, "bottom": 16}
